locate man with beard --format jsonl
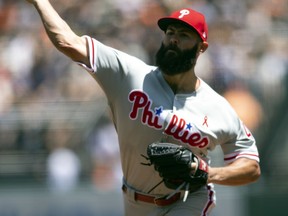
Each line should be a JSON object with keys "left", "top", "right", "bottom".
{"left": 25, "top": 1, "right": 260, "bottom": 215}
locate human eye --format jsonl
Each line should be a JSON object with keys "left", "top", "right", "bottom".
{"left": 166, "top": 30, "right": 174, "bottom": 36}
{"left": 179, "top": 32, "right": 190, "bottom": 38}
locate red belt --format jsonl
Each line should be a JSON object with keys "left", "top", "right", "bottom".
{"left": 122, "top": 185, "right": 181, "bottom": 206}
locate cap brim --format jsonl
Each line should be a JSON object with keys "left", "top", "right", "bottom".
{"left": 158, "top": 17, "right": 205, "bottom": 41}
{"left": 158, "top": 17, "right": 193, "bottom": 32}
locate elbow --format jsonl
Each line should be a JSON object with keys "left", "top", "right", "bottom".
{"left": 52, "top": 35, "right": 85, "bottom": 62}
{"left": 250, "top": 162, "right": 261, "bottom": 183}
{"left": 48, "top": 31, "right": 73, "bottom": 52}
{"left": 55, "top": 38, "right": 72, "bottom": 52}
{"left": 53, "top": 38, "right": 77, "bottom": 60}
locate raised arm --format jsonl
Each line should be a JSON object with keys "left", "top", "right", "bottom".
{"left": 26, "top": 0, "right": 89, "bottom": 65}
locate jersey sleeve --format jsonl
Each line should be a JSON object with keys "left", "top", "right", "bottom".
{"left": 218, "top": 99, "right": 260, "bottom": 165}
{"left": 75, "top": 35, "right": 151, "bottom": 102}
{"left": 77, "top": 35, "right": 128, "bottom": 74}
{"left": 76, "top": 36, "right": 96, "bottom": 73}
{"left": 222, "top": 121, "right": 259, "bottom": 164}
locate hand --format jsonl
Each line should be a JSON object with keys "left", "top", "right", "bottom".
{"left": 146, "top": 143, "right": 209, "bottom": 190}
{"left": 190, "top": 162, "right": 198, "bottom": 175}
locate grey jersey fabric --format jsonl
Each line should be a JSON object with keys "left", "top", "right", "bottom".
{"left": 78, "top": 36, "right": 259, "bottom": 195}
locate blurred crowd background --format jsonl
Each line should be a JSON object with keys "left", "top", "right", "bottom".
{"left": 0, "top": 0, "right": 288, "bottom": 215}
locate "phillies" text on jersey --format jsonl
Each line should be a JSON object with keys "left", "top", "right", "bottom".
{"left": 128, "top": 90, "right": 209, "bottom": 148}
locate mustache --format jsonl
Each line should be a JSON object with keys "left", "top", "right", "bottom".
{"left": 163, "top": 44, "right": 181, "bottom": 53}
{"left": 155, "top": 42, "right": 199, "bottom": 75}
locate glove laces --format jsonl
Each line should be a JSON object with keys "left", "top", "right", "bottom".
{"left": 141, "top": 154, "right": 190, "bottom": 202}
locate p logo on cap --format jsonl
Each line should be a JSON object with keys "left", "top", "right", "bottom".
{"left": 158, "top": 8, "right": 208, "bottom": 42}
{"left": 179, "top": 9, "right": 190, "bottom": 19}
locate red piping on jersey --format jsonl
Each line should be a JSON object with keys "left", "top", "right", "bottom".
{"left": 202, "top": 185, "right": 215, "bottom": 216}
{"left": 224, "top": 153, "right": 259, "bottom": 161}
{"left": 91, "top": 38, "right": 95, "bottom": 69}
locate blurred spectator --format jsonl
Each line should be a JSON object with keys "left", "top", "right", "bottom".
{"left": 223, "top": 84, "right": 263, "bottom": 132}
{"left": 256, "top": 36, "right": 288, "bottom": 104}
{"left": 87, "top": 115, "right": 122, "bottom": 192}
{"left": 47, "top": 147, "right": 81, "bottom": 193}
{"left": 0, "top": 67, "right": 13, "bottom": 116}
{"left": 45, "top": 120, "right": 81, "bottom": 193}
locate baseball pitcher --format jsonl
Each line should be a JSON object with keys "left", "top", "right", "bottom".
{"left": 25, "top": 1, "right": 261, "bottom": 215}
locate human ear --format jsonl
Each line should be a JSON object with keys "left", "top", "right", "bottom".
{"left": 199, "top": 41, "right": 208, "bottom": 53}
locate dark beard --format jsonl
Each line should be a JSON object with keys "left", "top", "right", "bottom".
{"left": 155, "top": 43, "right": 199, "bottom": 76}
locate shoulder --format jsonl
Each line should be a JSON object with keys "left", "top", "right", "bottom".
{"left": 197, "top": 79, "right": 241, "bottom": 128}
{"left": 86, "top": 36, "right": 150, "bottom": 66}
{"left": 198, "top": 79, "right": 232, "bottom": 107}
{"left": 82, "top": 36, "right": 155, "bottom": 74}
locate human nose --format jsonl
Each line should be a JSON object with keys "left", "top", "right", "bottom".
{"left": 169, "top": 35, "right": 178, "bottom": 45}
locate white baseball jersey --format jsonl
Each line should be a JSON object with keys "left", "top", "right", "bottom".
{"left": 78, "top": 36, "right": 259, "bottom": 197}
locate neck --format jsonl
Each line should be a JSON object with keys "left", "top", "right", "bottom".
{"left": 162, "top": 70, "right": 199, "bottom": 94}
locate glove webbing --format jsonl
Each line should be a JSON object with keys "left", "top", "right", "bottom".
{"left": 141, "top": 154, "right": 190, "bottom": 202}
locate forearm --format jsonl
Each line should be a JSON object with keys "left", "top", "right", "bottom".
{"left": 32, "top": 0, "right": 72, "bottom": 49}
{"left": 30, "top": 0, "right": 87, "bottom": 62}
{"left": 207, "top": 158, "right": 261, "bottom": 186}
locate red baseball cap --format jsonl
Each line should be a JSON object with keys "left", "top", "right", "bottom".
{"left": 158, "top": 8, "right": 208, "bottom": 42}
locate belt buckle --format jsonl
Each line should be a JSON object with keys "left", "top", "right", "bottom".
{"left": 153, "top": 196, "right": 165, "bottom": 207}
